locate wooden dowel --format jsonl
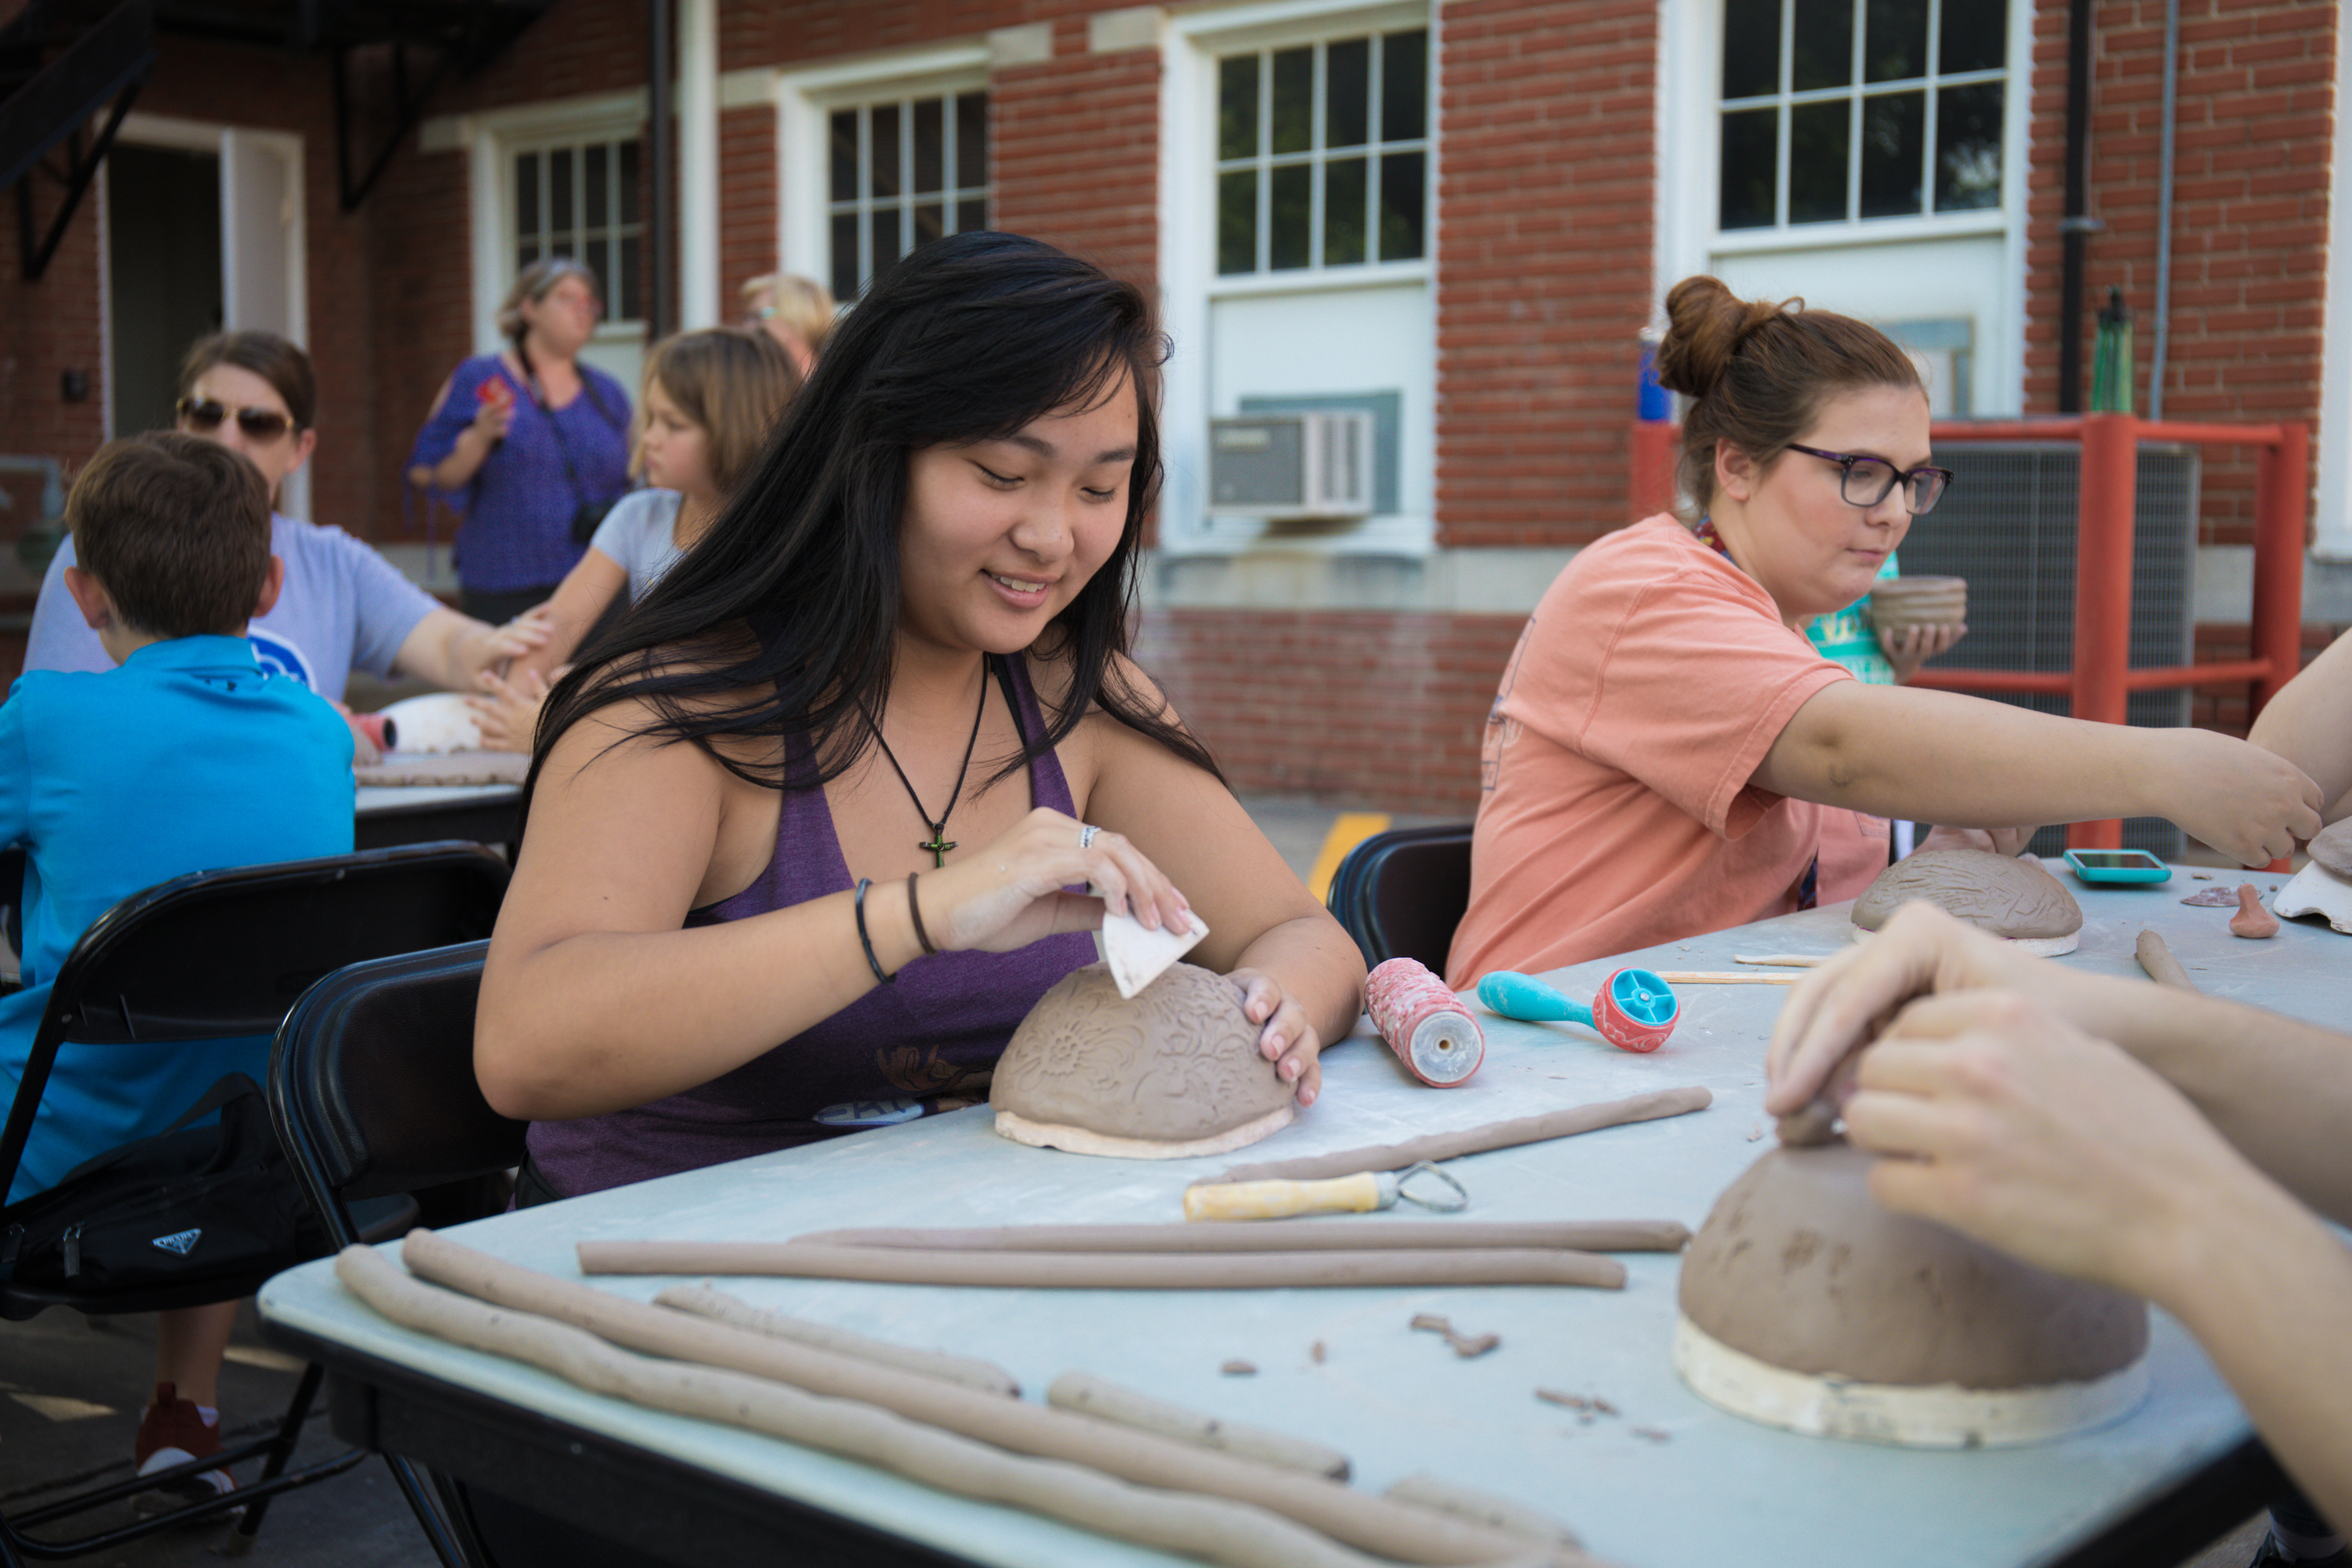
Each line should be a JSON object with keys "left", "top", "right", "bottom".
{"left": 1730, "top": 953, "right": 1831, "bottom": 967}
{"left": 578, "top": 1241, "right": 1628, "bottom": 1290}
{"left": 1214, "top": 1086, "right": 1712, "bottom": 1185}
{"left": 1653, "top": 971, "right": 1799, "bottom": 985}
{"left": 393, "top": 1231, "right": 1595, "bottom": 1566}
{"left": 793, "top": 1220, "right": 1692, "bottom": 1254}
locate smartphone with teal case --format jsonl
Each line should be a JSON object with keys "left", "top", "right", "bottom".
{"left": 2062, "top": 848, "right": 2172, "bottom": 884}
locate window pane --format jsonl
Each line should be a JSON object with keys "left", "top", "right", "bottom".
{"left": 871, "top": 103, "right": 901, "bottom": 198}
{"left": 584, "top": 143, "right": 608, "bottom": 229}
{"left": 1788, "top": 100, "right": 1849, "bottom": 220}
{"left": 1719, "top": 107, "right": 1778, "bottom": 227}
{"left": 1722, "top": 0, "right": 1780, "bottom": 98}
{"left": 914, "top": 201, "right": 945, "bottom": 245}
{"left": 619, "top": 140, "right": 640, "bottom": 224}
{"left": 514, "top": 153, "right": 539, "bottom": 238}
{"left": 1860, "top": 90, "right": 1925, "bottom": 213}
{"left": 618, "top": 235, "right": 639, "bottom": 321}
{"left": 1940, "top": 0, "right": 2005, "bottom": 73}
{"left": 1381, "top": 30, "right": 1427, "bottom": 142}
{"left": 1269, "top": 162, "right": 1311, "bottom": 268}
{"left": 1218, "top": 169, "right": 1258, "bottom": 273}
{"left": 1323, "top": 156, "right": 1367, "bottom": 264}
{"left": 830, "top": 111, "right": 857, "bottom": 202}
{"left": 956, "top": 198, "right": 986, "bottom": 234}
{"left": 1791, "top": 0, "right": 1853, "bottom": 91}
{"left": 913, "top": 98, "right": 944, "bottom": 193}
{"left": 1377, "top": 149, "right": 1425, "bottom": 260}
{"left": 1326, "top": 38, "right": 1370, "bottom": 147}
{"left": 956, "top": 95, "right": 987, "bottom": 188}
{"left": 550, "top": 147, "right": 573, "bottom": 236}
{"left": 1935, "top": 81, "right": 2002, "bottom": 209}
{"left": 831, "top": 212, "right": 858, "bottom": 299}
{"left": 1865, "top": 0, "right": 1928, "bottom": 80}
{"left": 1218, "top": 55, "right": 1259, "bottom": 162}
{"left": 869, "top": 205, "right": 900, "bottom": 272}
{"left": 1271, "top": 47, "right": 1312, "bottom": 155}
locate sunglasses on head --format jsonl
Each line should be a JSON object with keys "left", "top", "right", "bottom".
{"left": 176, "top": 397, "right": 297, "bottom": 442}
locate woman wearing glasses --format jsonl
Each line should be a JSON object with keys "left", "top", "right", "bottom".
{"left": 1445, "top": 275, "right": 2321, "bottom": 985}
{"left": 24, "top": 332, "right": 544, "bottom": 700}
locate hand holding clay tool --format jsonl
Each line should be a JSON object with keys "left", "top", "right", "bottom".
{"left": 1181, "top": 1160, "right": 1468, "bottom": 1222}
{"left": 1363, "top": 957, "right": 1485, "bottom": 1085}
{"left": 1475, "top": 968, "right": 1679, "bottom": 1052}
{"left": 1094, "top": 906, "right": 1210, "bottom": 998}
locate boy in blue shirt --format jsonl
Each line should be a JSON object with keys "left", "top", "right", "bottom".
{"left": 0, "top": 432, "right": 352, "bottom": 1505}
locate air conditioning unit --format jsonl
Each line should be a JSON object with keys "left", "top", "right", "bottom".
{"left": 1207, "top": 410, "right": 1376, "bottom": 519}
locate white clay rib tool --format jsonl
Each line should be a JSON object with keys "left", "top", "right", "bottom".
{"left": 1096, "top": 907, "right": 1210, "bottom": 998}
{"left": 1181, "top": 1162, "right": 1469, "bottom": 1222}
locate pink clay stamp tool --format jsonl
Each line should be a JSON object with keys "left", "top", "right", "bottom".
{"left": 1476, "top": 969, "right": 1680, "bottom": 1054}
{"left": 1363, "top": 958, "right": 1486, "bottom": 1086}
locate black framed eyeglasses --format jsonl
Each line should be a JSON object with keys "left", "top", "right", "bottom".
{"left": 175, "top": 397, "right": 297, "bottom": 443}
{"left": 1785, "top": 443, "right": 1955, "bottom": 515}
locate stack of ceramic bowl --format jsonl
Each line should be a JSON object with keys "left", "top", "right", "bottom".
{"left": 1867, "top": 574, "right": 1968, "bottom": 632}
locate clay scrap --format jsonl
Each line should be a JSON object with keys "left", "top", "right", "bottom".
{"left": 990, "top": 962, "right": 1294, "bottom": 1160}
{"left": 1852, "top": 849, "right": 2083, "bottom": 955}
{"left": 2181, "top": 885, "right": 2242, "bottom": 907}
{"left": 1675, "top": 1144, "right": 2149, "bottom": 1447}
{"left": 1410, "top": 1314, "right": 1500, "bottom": 1359}
{"left": 2230, "top": 884, "right": 2281, "bottom": 939}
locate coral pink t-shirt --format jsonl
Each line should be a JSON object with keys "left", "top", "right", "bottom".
{"left": 1446, "top": 516, "right": 1889, "bottom": 986}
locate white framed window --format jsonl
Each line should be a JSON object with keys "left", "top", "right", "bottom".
{"left": 1717, "top": 0, "right": 2005, "bottom": 233}
{"left": 1212, "top": 26, "right": 1428, "bottom": 276}
{"left": 510, "top": 133, "right": 644, "bottom": 324}
{"left": 826, "top": 90, "right": 991, "bottom": 301}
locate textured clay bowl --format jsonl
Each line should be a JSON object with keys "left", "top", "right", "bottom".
{"left": 1870, "top": 575, "right": 1968, "bottom": 632}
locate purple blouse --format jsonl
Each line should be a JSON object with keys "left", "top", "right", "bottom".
{"left": 408, "top": 353, "right": 631, "bottom": 593}
{"left": 528, "top": 656, "right": 1098, "bottom": 1197}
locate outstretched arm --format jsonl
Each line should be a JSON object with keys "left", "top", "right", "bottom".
{"left": 390, "top": 605, "right": 553, "bottom": 693}
{"left": 2249, "top": 626, "right": 2352, "bottom": 823}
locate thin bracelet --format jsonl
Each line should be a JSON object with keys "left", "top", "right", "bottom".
{"left": 906, "top": 872, "right": 938, "bottom": 956}
{"left": 854, "top": 877, "right": 895, "bottom": 985}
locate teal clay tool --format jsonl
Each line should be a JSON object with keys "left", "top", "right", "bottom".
{"left": 1475, "top": 968, "right": 1679, "bottom": 1053}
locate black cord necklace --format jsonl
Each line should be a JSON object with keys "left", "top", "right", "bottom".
{"left": 868, "top": 657, "right": 991, "bottom": 868}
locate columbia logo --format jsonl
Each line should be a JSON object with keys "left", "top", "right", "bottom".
{"left": 151, "top": 1229, "right": 201, "bottom": 1257}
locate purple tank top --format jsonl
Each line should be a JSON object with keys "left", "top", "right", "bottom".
{"left": 528, "top": 656, "right": 1098, "bottom": 1197}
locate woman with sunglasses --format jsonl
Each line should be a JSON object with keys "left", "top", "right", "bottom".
{"left": 24, "top": 332, "right": 545, "bottom": 702}
{"left": 1446, "top": 276, "right": 2322, "bottom": 985}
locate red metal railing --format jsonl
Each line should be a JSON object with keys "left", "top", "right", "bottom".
{"left": 1630, "top": 412, "right": 2310, "bottom": 852}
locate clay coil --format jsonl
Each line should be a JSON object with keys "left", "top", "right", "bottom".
{"left": 336, "top": 1248, "right": 1447, "bottom": 1568}
{"left": 2132, "top": 930, "right": 2198, "bottom": 991}
{"left": 1046, "top": 1372, "right": 1352, "bottom": 1479}
{"left": 576, "top": 1241, "right": 1628, "bottom": 1290}
{"left": 1212, "top": 1086, "right": 1712, "bottom": 1185}
{"left": 794, "top": 1220, "right": 1692, "bottom": 1254}
{"left": 652, "top": 1285, "right": 1020, "bottom": 1396}
{"left": 1383, "top": 1476, "right": 1583, "bottom": 1550}
{"left": 394, "top": 1230, "right": 1595, "bottom": 1566}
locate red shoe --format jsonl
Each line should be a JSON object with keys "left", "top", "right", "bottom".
{"left": 132, "top": 1381, "right": 236, "bottom": 1509}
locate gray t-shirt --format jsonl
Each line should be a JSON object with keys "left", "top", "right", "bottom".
{"left": 26, "top": 514, "right": 442, "bottom": 703}
{"left": 587, "top": 488, "right": 685, "bottom": 604}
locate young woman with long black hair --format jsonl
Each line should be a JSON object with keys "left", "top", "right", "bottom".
{"left": 475, "top": 233, "right": 1366, "bottom": 1200}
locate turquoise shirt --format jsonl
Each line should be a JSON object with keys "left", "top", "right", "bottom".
{"left": 1806, "top": 554, "right": 1905, "bottom": 685}
{"left": 0, "top": 635, "right": 353, "bottom": 1203}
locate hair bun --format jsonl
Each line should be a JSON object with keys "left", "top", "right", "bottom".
{"left": 1653, "top": 276, "right": 1793, "bottom": 400}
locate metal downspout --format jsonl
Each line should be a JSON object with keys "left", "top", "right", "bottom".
{"left": 2147, "top": 0, "right": 2180, "bottom": 419}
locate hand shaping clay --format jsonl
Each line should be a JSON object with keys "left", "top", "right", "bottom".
{"left": 1851, "top": 849, "right": 2083, "bottom": 956}
{"left": 1675, "top": 1144, "right": 2148, "bottom": 1447}
{"left": 2309, "top": 818, "right": 2352, "bottom": 880}
{"left": 991, "top": 962, "right": 1294, "bottom": 1159}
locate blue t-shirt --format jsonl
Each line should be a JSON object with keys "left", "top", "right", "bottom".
{"left": 0, "top": 637, "right": 354, "bottom": 1202}
{"left": 408, "top": 354, "right": 633, "bottom": 593}
{"left": 24, "top": 514, "right": 442, "bottom": 703}
{"left": 1806, "top": 552, "right": 1905, "bottom": 686}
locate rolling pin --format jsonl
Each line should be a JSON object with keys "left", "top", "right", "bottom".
{"left": 1182, "top": 1162, "right": 1468, "bottom": 1222}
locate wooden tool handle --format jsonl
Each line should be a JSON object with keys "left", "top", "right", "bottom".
{"left": 1654, "top": 971, "right": 1799, "bottom": 985}
{"left": 1182, "top": 1173, "right": 1385, "bottom": 1222}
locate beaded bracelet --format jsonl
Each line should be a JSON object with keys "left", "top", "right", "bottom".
{"left": 854, "top": 877, "right": 895, "bottom": 985}
{"left": 906, "top": 872, "right": 938, "bottom": 956}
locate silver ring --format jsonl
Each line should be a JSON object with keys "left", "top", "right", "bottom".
{"left": 1079, "top": 823, "right": 1100, "bottom": 851}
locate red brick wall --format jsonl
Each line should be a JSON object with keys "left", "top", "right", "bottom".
{"left": 2024, "top": 0, "right": 2336, "bottom": 546}
{"left": 367, "top": 140, "right": 474, "bottom": 544}
{"left": 719, "top": 103, "right": 778, "bottom": 310}
{"left": 1137, "top": 608, "right": 1522, "bottom": 813}
{"left": 990, "top": 18, "right": 1160, "bottom": 285}
{"left": 1434, "top": 0, "right": 1657, "bottom": 550}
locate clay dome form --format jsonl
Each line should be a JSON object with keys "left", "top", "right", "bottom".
{"left": 1675, "top": 1143, "right": 2149, "bottom": 1447}
{"left": 2309, "top": 818, "right": 2352, "bottom": 880}
{"left": 991, "top": 962, "right": 1297, "bottom": 1159}
{"left": 1853, "top": 848, "right": 2083, "bottom": 956}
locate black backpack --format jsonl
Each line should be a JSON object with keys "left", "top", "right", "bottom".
{"left": 0, "top": 1073, "right": 327, "bottom": 1290}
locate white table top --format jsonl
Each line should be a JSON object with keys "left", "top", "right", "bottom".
{"left": 353, "top": 782, "right": 518, "bottom": 816}
{"left": 260, "top": 866, "right": 2343, "bottom": 1568}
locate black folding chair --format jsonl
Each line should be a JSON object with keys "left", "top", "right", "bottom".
{"left": 268, "top": 938, "right": 527, "bottom": 1568}
{"left": 1323, "top": 822, "right": 1475, "bottom": 971}
{"left": 0, "top": 841, "right": 508, "bottom": 1563}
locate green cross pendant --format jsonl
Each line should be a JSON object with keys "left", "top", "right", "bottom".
{"left": 920, "top": 833, "right": 956, "bottom": 868}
